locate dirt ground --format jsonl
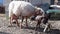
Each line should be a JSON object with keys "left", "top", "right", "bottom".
{"left": 0, "top": 14, "right": 60, "bottom": 34}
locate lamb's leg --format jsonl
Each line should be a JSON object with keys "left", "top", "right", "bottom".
{"left": 38, "top": 20, "right": 41, "bottom": 28}
{"left": 38, "top": 17, "right": 43, "bottom": 28}
{"left": 35, "top": 21, "right": 39, "bottom": 31}
{"left": 35, "top": 20, "right": 41, "bottom": 30}
{"left": 26, "top": 16, "right": 28, "bottom": 27}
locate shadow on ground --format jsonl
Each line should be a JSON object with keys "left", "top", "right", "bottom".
{"left": 47, "top": 29, "right": 60, "bottom": 34}
{"left": 0, "top": 32, "right": 10, "bottom": 34}
{"left": 22, "top": 26, "right": 60, "bottom": 34}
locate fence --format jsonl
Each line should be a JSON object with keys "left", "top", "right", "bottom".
{"left": 0, "top": 6, "right": 5, "bottom": 14}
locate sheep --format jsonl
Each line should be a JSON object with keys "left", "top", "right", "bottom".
{"left": 8, "top": 1, "right": 43, "bottom": 28}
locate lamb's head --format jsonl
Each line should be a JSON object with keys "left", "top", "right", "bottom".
{"left": 30, "top": 7, "right": 44, "bottom": 21}
{"left": 35, "top": 7, "right": 43, "bottom": 15}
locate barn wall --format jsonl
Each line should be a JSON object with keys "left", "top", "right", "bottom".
{"left": 3, "top": 0, "right": 12, "bottom": 12}
{"left": 42, "top": 0, "right": 50, "bottom": 4}
{"left": 15, "top": 0, "right": 51, "bottom": 6}
{"left": 3, "top": 0, "right": 51, "bottom": 12}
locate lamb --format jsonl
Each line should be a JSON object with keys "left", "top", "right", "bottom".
{"left": 30, "top": 8, "right": 51, "bottom": 32}
{"left": 30, "top": 7, "right": 45, "bottom": 30}
{"left": 8, "top": 1, "right": 43, "bottom": 28}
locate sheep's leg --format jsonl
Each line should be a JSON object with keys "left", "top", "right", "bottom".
{"left": 21, "top": 16, "right": 24, "bottom": 26}
{"left": 16, "top": 19, "right": 20, "bottom": 27}
{"left": 22, "top": 16, "right": 24, "bottom": 23}
{"left": 10, "top": 17, "right": 12, "bottom": 26}
{"left": 20, "top": 16, "right": 24, "bottom": 29}
{"left": 26, "top": 16, "right": 28, "bottom": 27}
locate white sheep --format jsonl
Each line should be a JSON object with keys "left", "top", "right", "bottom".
{"left": 8, "top": 1, "right": 44, "bottom": 28}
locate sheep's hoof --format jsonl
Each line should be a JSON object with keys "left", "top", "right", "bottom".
{"left": 17, "top": 24, "right": 20, "bottom": 27}
{"left": 20, "top": 25, "right": 22, "bottom": 29}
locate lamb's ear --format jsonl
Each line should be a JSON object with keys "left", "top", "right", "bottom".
{"left": 35, "top": 7, "right": 39, "bottom": 12}
{"left": 34, "top": 7, "right": 38, "bottom": 13}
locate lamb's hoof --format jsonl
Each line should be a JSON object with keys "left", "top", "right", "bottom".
{"left": 20, "top": 25, "right": 23, "bottom": 29}
{"left": 43, "top": 24, "right": 48, "bottom": 32}
{"left": 26, "top": 25, "right": 28, "bottom": 28}
{"left": 35, "top": 28, "right": 37, "bottom": 31}
{"left": 17, "top": 24, "right": 20, "bottom": 27}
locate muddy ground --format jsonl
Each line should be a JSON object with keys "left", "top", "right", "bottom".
{"left": 0, "top": 14, "right": 60, "bottom": 34}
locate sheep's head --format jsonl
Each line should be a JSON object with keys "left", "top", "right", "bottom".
{"left": 11, "top": 14, "right": 18, "bottom": 24}
{"left": 12, "top": 20, "right": 16, "bottom": 24}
